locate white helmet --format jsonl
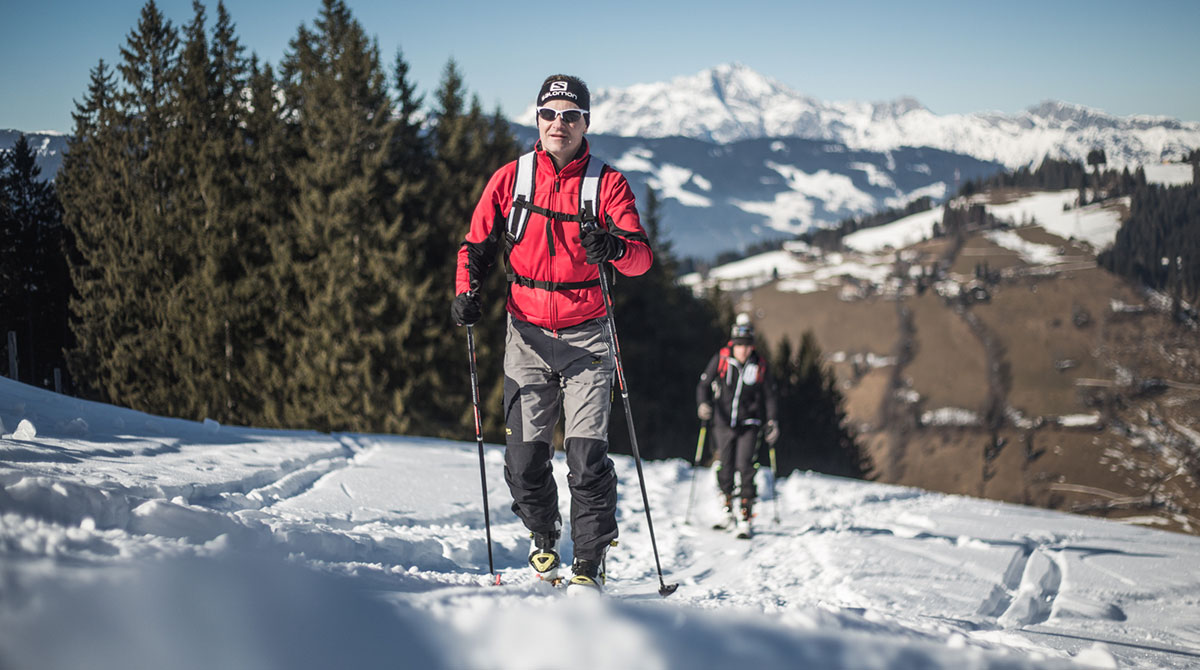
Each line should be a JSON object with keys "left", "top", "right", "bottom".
{"left": 730, "top": 313, "right": 754, "bottom": 343}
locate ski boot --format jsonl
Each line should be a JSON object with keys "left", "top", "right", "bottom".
{"left": 712, "top": 494, "right": 737, "bottom": 531}
{"left": 735, "top": 498, "right": 754, "bottom": 539}
{"left": 528, "top": 526, "right": 562, "bottom": 585}
{"left": 566, "top": 556, "right": 605, "bottom": 596}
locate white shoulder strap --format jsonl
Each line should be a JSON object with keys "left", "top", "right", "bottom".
{"left": 506, "top": 151, "right": 537, "bottom": 242}
{"left": 579, "top": 157, "right": 606, "bottom": 223}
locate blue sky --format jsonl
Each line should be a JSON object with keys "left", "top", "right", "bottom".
{"left": 2, "top": 0, "right": 1198, "bottom": 134}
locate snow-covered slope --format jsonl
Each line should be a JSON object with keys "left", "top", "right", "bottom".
{"left": 4, "top": 376, "right": 1199, "bottom": 669}
{"left": 524, "top": 64, "right": 1200, "bottom": 170}
{"left": 681, "top": 189, "right": 1127, "bottom": 293}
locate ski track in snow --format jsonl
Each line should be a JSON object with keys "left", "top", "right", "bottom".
{"left": 4, "top": 378, "right": 1200, "bottom": 669}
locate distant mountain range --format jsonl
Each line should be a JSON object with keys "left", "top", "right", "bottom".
{"left": 524, "top": 63, "right": 1200, "bottom": 169}
{"left": 0, "top": 129, "right": 68, "bottom": 181}
{"left": 510, "top": 126, "right": 1001, "bottom": 258}
{"left": 511, "top": 64, "right": 1199, "bottom": 257}
{"left": 8, "top": 63, "right": 1197, "bottom": 259}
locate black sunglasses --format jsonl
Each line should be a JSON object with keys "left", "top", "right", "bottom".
{"left": 536, "top": 107, "right": 589, "bottom": 124}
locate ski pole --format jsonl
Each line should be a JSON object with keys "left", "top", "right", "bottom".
{"left": 465, "top": 322, "right": 496, "bottom": 579}
{"left": 684, "top": 422, "right": 708, "bottom": 524}
{"left": 768, "top": 442, "right": 780, "bottom": 525}
{"left": 586, "top": 222, "right": 678, "bottom": 597}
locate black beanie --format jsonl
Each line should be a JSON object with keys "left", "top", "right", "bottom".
{"left": 537, "top": 75, "right": 590, "bottom": 110}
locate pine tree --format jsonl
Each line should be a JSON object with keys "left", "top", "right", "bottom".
{"left": 276, "top": 0, "right": 397, "bottom": 431}
{"left": 0, "top": 135, "right": 69, "bottom": 387}
{"left": 163, "top": 0, "right": 225, "bottom": 419}
{"left": 608, "top": 186, "right": 725, "bottom": 459}
{"left": 417, "top": 61, "right": 520, "bottom": 441}
{"left": 237, "top": 55, "right": 292, "bottom": 428}
{"left": 58, "top": 59, "right": 123, "bottom": 399}
{"left": 1100, "top": 183, "right": 1200, "bottom": 303}
{"left": 145, "top": 0, "right": 263, "bottom": 423}
{"left": 770, "top": 331, "right": 868, "bottom": 478}
{"left": 62, "top": 1, "right": 275, "bottom": 420}
{"left": 59, "top": 1, "right": 185, "bottom": 412}
{"left": 378, "top": 50, "right": 443, "bottom": 436}
{"left": 352, "top": 46, "right": 444, "bottom": 437}
{"left": 205, "top": 1, "right": 273, "bottom": 426}
{"left": 0, "top": 148, "right": 14, "bottom": 348}
{"left": 109, "top": 0, "right": 182, "bottom": 413}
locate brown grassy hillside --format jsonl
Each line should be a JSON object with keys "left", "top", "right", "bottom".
{"left": 742, "top": 221, "right": 1200, "bottom": 535}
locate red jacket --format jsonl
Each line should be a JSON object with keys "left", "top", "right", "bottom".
{"left": 455, "top": 140, "right": 653, "bottom": 330}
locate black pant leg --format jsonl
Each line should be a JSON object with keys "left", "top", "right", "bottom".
{"left": 564, "top": 436, "right": 617, "bottom": 561}
{"left": 503, "top": 440, "right": 560, "bottom": 533}
{"left": 733, "top": 427, "right": 760, "bottom": 501}
{"left": 711, "top": 422, "right": 737, "bottom": 497}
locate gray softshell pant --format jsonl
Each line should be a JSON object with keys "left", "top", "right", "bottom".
{"left": 502, "top": 314, "right": 617, "bottom": 562}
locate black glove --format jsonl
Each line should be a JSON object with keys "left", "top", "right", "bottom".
{"left": 451, "top": 292, "right": 482, "bottom": 326}
{"left": 580, "top": 226, "right": 626, "bottom": 265}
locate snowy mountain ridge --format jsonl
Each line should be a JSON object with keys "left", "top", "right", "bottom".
{"left": 0, "top": 129, "right": 69, "bottom": 180}
{"left": 522, "top": 64, "right": 1200, "bottom": 169}
{"left": 508, "top": 126, "right": 1002, "bottom": 258}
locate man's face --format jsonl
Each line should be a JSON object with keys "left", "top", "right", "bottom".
{"left": 537, "top": 99, "right": 587, "bottom": 165}
{"left": 732, "top": 344, "right": 752, "bottom": 363}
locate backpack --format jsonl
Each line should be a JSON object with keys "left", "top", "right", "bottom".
{"left": 716, "top": 343, "right": 763, "bottom": 384}
{"left": 502, "top": 150, "right": 608, "bottom": 292}
{"left": 507, "top": 150, "right": 606, "bottom": 242}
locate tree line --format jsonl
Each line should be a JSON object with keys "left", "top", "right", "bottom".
{"left": 1099, "top": 185, "right": 1200, "bottom": 311}
{"left": 0, "top": 135, "right": 71, "bottom": 390}
{"left": 1096, "top": 151, "right": 1200, "bottom": 310}
{"left": 52, "top": 0, "right": 513, "bottom": 437}
{"left": 1, "top": 0, "right": 865, "bottom": 478}
{"left": 955, "top": 153, "right": 1199, "bottom": 306}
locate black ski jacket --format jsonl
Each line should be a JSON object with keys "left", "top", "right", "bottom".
{"left": 696, "top": 344, "right": 778, "bottom": 429}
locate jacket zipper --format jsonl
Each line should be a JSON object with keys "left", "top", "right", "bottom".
{"left": 547, "top": 177, "right": 559, "bottom": 328}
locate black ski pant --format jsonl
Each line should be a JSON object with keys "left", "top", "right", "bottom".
{"left": 501, "top": 315, "right": 617, "bottom": 562}
{"left": 712, "top": 422, "right": 760, "bottom": 501}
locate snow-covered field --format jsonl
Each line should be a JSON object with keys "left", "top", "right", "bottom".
{"left": 1143, "top": 163, "right": 1194, "bottom": 187}
{"left": 982, "top": 191, "right": 1126, "bottom": 252}
{"left": 682, "top": 188, "right": 1129, "bottom": 296}
{"left": 4, "top": 376, "right": 1200, "bottom": 669}
{"left": 846, "top": 189, "right": 1126, "bottom": 255}
{"left": 686, "top": 186, "right": 1123, "bottom": 298}
{"left": 842, "top": 207, "right": 946, "bottom": 255}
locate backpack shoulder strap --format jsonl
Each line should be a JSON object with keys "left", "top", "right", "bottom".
{"left": 506, "top": 151, "right": 537, "bottom": 243}
{"left": 717, "top": 344, "right": 732, "bottom": 377}
{"left": 579, "top": 157, "right": 606, "bottom": 225}
{"left": 749, "top": 349, "right": 764, "bottom": 383}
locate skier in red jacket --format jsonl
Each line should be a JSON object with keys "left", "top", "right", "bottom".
{"left": 452, "top": 74, "right": 653, "bottom": 592}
